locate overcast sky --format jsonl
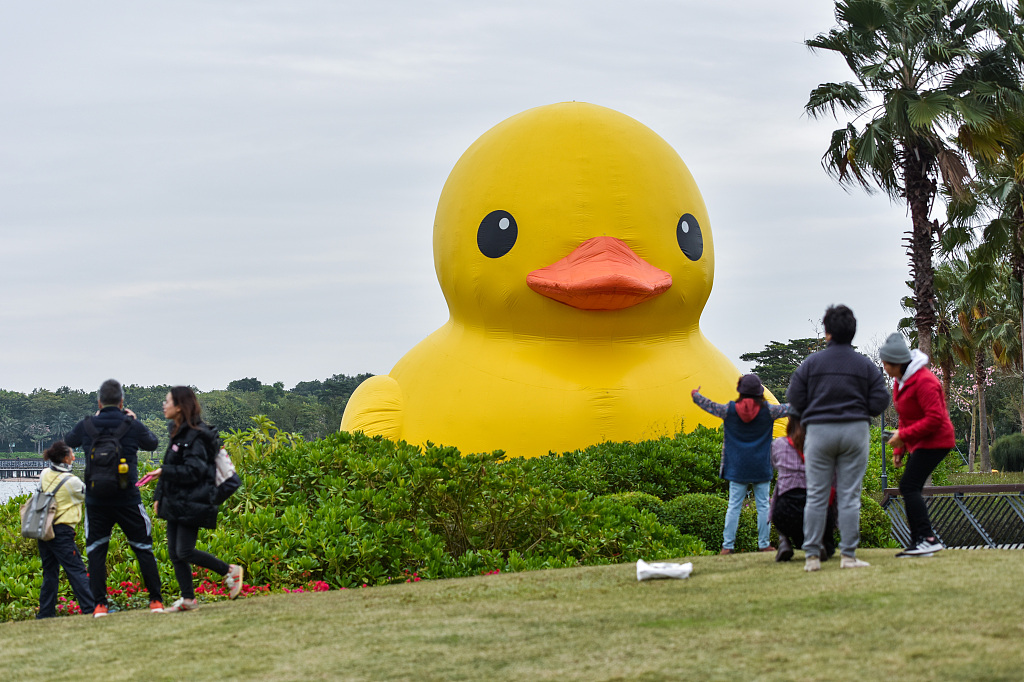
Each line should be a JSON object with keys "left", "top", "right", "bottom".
{"left": 0, "top": 1, "right": 912, "bottom": 394}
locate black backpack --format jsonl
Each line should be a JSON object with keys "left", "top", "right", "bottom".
{"left": 83, "top": 418, "right": 134, "bottom": 497}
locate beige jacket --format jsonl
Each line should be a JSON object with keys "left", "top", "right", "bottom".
{"left": 39, "top": 466, "right": 86, "bottom": 528}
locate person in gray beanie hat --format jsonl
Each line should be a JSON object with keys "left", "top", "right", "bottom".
{"left": 878, "top": 333, "right": 912, "bottom": 365}
{"left": 880, "top": 334, "right": 956, "bottom": 557}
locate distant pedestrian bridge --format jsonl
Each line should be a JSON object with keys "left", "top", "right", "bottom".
{"left": 0, "top": 459, "right": 44, "bottom": 480}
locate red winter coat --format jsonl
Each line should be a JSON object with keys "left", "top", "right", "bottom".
{"left": 892, "top": 364, "right": 955, "bottom": 456}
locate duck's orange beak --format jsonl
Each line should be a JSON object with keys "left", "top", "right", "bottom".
{"left": 526, "top": 236, "right": 672, "bottom": 310}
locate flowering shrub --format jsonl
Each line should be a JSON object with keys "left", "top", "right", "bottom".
{"left": 56, "top": 596, "right": 81, "bottom": 616}
{"left": 0, "top": 424, "right": 725, "bottom": 622}
{"left": 283, "top": 581, "right": 331, "bottom": 594}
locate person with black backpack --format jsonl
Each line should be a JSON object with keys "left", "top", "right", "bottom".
{"left": 144, "top": 386, "right": 243, "bottom": 612}
{"left": 64, "top": 378, "right": 164, "bottom": 617}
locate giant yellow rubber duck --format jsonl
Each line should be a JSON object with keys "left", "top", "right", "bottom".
{"left": 341, "top": 102, "right": 779, "bottom": 457}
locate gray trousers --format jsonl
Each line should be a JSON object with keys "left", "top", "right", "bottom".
{"left": 802, "top": 421, "right": 870, "bottom": 558}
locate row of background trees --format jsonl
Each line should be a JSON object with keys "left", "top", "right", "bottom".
{"left": 804, "top": 0, "right": 1024, "bottom": 472}
{"left": 0, "top": 374, "right": 371, "bottom": 457}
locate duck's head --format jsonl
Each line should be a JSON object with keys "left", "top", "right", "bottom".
{"left": 434, "top": 102, "right": 713, "bottom": 340}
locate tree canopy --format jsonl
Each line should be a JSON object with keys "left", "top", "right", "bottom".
{"left": 739, "top": 338, "right": 825, "bottom": 400}
{"left": 0, "top": 374, "right": 372, "bottom": 454}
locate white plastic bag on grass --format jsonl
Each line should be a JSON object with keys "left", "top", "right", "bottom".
{"left": 636, "top": 559, "right": 693, "bottom": 581}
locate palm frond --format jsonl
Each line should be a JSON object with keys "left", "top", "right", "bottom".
{"left": 936, "top": 146, "right": 972, "bottom": 196}
{"left": 837, "top": 0, "right": 891, "bottom": 32}
{"left": 805, "top": 82, "right": 870, "bottom": 119}
{"left": 907, "top": 90, "right": 957, "bottom": 128}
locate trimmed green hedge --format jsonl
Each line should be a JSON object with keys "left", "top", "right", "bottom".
{"left": 0, "top": 431, "right": 701, "bottom": 622}
{"left": 659, "top": 493, "right": 761, "bottom": 552}
{"left": 991, "top": 433, "right": 1024, "bottom": 472}
{"left": 0, "top": 422, "right": 902, "bottom": 622}
{"left": 518, "top": 425, "right": 726, "bottom": 499}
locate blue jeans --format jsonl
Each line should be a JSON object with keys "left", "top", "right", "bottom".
{"left": 723, "top": 481, "right": 771, "bottom": 550}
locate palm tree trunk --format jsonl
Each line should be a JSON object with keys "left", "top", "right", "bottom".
{"left": 969, "top": 398, "right": 977, "bottom": 473}
{"left": 1015, "top": 266, "right": 1024, "bottom": 436}
{"left": 976, "top": 356, "right": 990, "bottom": 473}
{"left": 940, "top": 359, "right": 953, "bottom": 408}
{"left": 1013, "top": 211, "right": 1024, "bottom": 434}
{"left": 905, "top": 148, "right": 937, "bottom": 358}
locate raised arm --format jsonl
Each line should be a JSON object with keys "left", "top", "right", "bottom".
{"left": 691, "top": 389, "right": 729, "bottom": 419}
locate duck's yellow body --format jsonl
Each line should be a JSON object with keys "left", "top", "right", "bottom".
{"left": 342, "top": 102, "right": 775, "bottom": 457}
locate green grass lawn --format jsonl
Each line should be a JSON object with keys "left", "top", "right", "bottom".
{"left": 3, "top": 549, "right": 1022, "bottom": 681}
{"left": 946, "top": 471, "right": 1024, "bottom": 485}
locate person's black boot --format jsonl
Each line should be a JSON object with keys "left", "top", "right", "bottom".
{"left": 775, "top": 534, "right": 794, "bottom": 562}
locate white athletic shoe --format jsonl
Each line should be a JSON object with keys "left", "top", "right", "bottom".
{"left": 225, "top": 564, "right": 244, "bottom": 600}
{"left": 164, "top": 598, "right": 198, "bottom": 613}
{"left": 901, "top": 538, "right": 944, "bottom": 556}
{"left": 804, "top": 556, "right": 821, "bottom": 572}
{"left": 840, "top": 555, "right": 870, "bottom": 569}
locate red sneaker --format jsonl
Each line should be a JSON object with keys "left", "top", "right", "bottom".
{"left": 149, "top": 600, "right": 165, "bottom": 613}
{"left": 92, "top": 604, "right": 109, "bottom": 618}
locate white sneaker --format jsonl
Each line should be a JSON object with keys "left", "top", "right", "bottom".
{"left": 804, "top": 556, "right": 821, "bottom": 572}
{"left": 225, "top": 564, "right": 244, "bottom": 600}
{"left": 840, "top": 555, "right": 870, "bottom": 569}
{"left": 902, "top": 538, "right": 944, "bottom": 556}
{"left": 164, "top": 598, "right": 198, "bottom": 613}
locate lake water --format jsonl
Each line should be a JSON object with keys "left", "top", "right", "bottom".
{"left": 0, "top": 480, "right": 37, "bottom": 503}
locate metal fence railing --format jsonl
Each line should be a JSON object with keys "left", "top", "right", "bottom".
{"left": 882, "top": 485, "right": 1024, "bottom": 550}
{"left": 0, "top": 459, "right": 45, "bottom": 480}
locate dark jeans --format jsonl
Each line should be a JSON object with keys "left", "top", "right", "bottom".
{"left": 166, "top": 520, "right": 229, "bottom": 600}
{"left": 772, "top": 489, "right": 837, "bottom": 558}
{"left": 899, "top": 448, "right": 949, "bottom": 544}
{"left": 37, "top": 524, "right": 95, "bottom": 618}
{"left": 85, "top": 502, "right": 162, "bottom": 605}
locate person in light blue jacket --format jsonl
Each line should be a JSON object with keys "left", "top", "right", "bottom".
{"left": 692, "top": 374, "right": 789, "bottom": 554}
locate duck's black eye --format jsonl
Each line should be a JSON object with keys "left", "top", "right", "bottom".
{"left": 477, "top": 210, "right": 518, "bottom": 258}
{"left": 676, "top": 213, "right": 703, "bottom": 261}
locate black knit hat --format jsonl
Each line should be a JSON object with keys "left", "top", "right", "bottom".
{"left": 736, "top": 373, "right": 764, "bottom": 397}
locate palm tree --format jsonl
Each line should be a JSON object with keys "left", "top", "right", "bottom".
{"left": 49, "top": 411, "right": 74, "bottom": 441}
{"left": 0, "top": 413, "right": 20, "bottom": 453}
{"left": 901, "top": 257, "right": 965, "bottom": 402}
{"left": 967, "top": 257, "right": 1024, "bottom": 430}
{"left": 945, "top": 113, "right": 1024, "bottom": 427}
{"left": 942, "top": 252, "right": 1011, "bottom": 471}
{"left": 22, "top": 423, "right": 51, "bottom": 455}
{"left": 805, "top": 0, "right": 1024, "bottom": 356}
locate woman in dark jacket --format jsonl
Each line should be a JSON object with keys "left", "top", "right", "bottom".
{"left": 147, "top": 386, "right": 243, "bottom": 612}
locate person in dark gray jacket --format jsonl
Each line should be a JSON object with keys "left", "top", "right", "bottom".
{"left": 787, "top": 305, "right": 889, "bottom": 572}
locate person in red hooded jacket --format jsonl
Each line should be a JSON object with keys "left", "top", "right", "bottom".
{"left": 692, "top": 374, "right": 789, "bottom": 554}
{"left": 878, "top": 333, "right": 956, "bottom": 557}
